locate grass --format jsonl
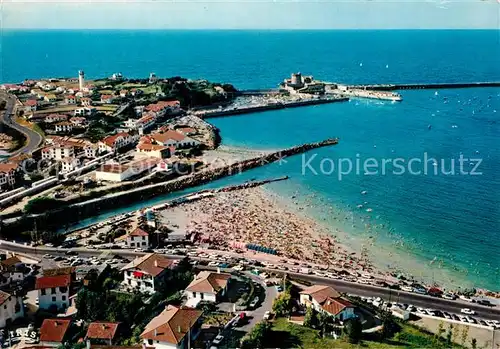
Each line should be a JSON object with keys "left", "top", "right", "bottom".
{"left": 269, "top": 318, "right": 464, "bottom": 349}
{"left": 34, "top": 106, "right": 77, "bottom": 114}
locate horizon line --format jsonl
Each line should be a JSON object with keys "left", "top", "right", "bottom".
{"left": 2, "top": 27, "right": 498, "bottom": 31}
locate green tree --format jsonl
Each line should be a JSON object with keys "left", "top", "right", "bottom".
{"left": 435, "top": 321, "right": 445, "bottom": 346}
{"left": 344, "top": 317, "right": 363, "bottom": 344}
{"left": 241, "top": 321, "right": 272, "bottom": 349}
{"left": 379, "top": 310, "right": 399, "bottom": 340}
{"left": 303, "top": 306, "right": 318, "bottom": 328}
{"left": 272, "top": 291, "right": 292, "bottom": 317}
{"left": 317, "top": 311, "right": 333, "bottom": 338}
{"left": 471, "top": 338, "right": 477, "bottom": 349}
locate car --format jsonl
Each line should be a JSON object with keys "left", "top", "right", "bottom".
{"left": 443, "top": 312, "right": 452, "bottom": 320}
{"left": 212, "top": 335, "right": 224, "bottom": 346}
{"left": 442, "top": 293, "right": 457, "bottom": 300}
{"left": 460, "top": 308, "right": 475, "bottom": 315}
{"left": 53, "top": 256, "right": 64, "bottom": 261}
{"left": 65, "top": 250, "right": 78, "bottom": 256}
{"left": 276, "top": 285, "right": 283, "bottom": 292}
{"left": 400, "top": 285, "right": 413, "bottom": 292}
{"left": 134, "top": 248, "right": 144, "bottom": 252}
{"left": 43, "top": 254, "right": 53, "bottom": 259}
{"left": 208, "top": 261, "right": 219, "bottom": 267}
{"left": 413, "top": 287, "right": 427, "bottom": 295}
{"left": 459, "top": 295, "right": 474, "bottom": 303}
{"left": 476, "top": 299, "right": 492, "bottom": 306}
{"left": 263, "top": 311, "right": 272, "bottom": 320}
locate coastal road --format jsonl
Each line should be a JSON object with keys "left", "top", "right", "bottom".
{"left": 1, "top": 240, "right": 499, "bottom": 321}
{"left": 0, "top": 92, "right": 43, "bottom": 156}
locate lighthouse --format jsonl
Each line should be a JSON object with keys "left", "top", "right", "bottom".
{"left": 78, "top": 70, "right": 85, "bottom": 90}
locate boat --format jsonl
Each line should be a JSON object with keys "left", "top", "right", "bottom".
{"left": 428, "top": 124, "right": 432, "bottom": 130}
{"left": 366, "top": 208, "right": 373, "bottom": 212}
{"left": 361, "top": 190, "right": 368, "bottom": 195}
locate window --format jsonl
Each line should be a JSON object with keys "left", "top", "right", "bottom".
{"left": 201, "top": 293, "right": 204, "bottom": 300}
{"left": 51, "top": 288, "right": 56, "bottom": 294}
{"left": 193, "top": 292, "right": 196, "bottom": 298}
{"left": 147, "top": 339, "right": 153, "bottom": 345}
{"left": 52, "top": 296, "right": 56, "bottom": 302}
{"left": 62, "top": 296, "right": 66, "bottom": 301}
{"left": 142, "top": 236, "right": 146, "bottom": 240}
{"left": 3, "top": 305, "right": 6, "bottom": 309}
{"left": 131, "top": 242, "right": 135, "bottom": 247}
{"left": 41, "top": 289, "right": 46, "bottom": 296}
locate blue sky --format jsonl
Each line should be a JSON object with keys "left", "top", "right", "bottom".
{"left": 2, "top": 0, "right": 499, "bottom": 29}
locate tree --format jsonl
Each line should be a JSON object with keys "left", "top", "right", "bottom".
{"left": 344, "top": 317, "right": 362, "bottom": 344}
{"left": 461, "top": 326, "right": 469, "bottom": 347}
{"left": 379, "top": 310, "right": 399, "bottom": 340}
{"left": 435, "top": 321, "right": 445, "bottom": 346}
{"left": 241, "top": 321, "right": 272, "bottom": 349}
{"left": 0, "top": 100, "right": 6, "bottom": 110}
{"left": 303, "top": 306, "right": 318, "bottom": 328}
{"left": 446, "top": 324, "right": 453, "bottom": 346}
{"left": 471, "top": 338, "right": 477, "bottom": 349}
{"left": 317, "top": 311, "right": 333, "bottom": 338}
{"left": 272, "top": 292, "right": 291, "bottom": 317}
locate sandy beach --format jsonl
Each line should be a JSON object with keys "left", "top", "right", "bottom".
{"left": 158, "top": 186, "right": 381, "bottom": 277}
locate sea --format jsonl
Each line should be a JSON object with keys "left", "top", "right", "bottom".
{"left": 1, "top": 30, "right": 499, "bottom": 291}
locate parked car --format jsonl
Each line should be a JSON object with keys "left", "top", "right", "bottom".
{"left": 212, "top": 335, "right": 224, "bottom": 346}
{"left": 442, "top": 293, "right": 456, "bottom": 300}
{"left": 460, "top": 308, "right": 475, "bottom": 315}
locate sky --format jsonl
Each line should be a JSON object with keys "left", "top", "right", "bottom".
{"left": 1, "top": 0, "right": 499, "bottom": 29}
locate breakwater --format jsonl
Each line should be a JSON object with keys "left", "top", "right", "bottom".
{"left": 0, "top": 139, "right": 338, "bottom": 235}
{"left": 351, "top": 82, "right": 500, "bottom": 91}
{"left": 196, "top": 97, "right": 348, "bottom": 119}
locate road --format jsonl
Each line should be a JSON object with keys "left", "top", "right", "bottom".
{"left": 0, "top": 92, "right": 43, "bottom": 156}
{"left": 1, "top": 240, "right": 499, "bottom": 322}
{"left": 241, "top": 273, "right": 278, "bottom": 332}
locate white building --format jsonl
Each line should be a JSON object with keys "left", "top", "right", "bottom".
{"left": 299, "top": 285, "right": 355, "bottom": 322}
{"left": 145, "top": 100, "right": 181, "bottom": 118}
{"left": 55, "top": 122, "right": 73, "bottom": 134}
{"left": 95, "top": 158, "right": 158, "bottom": 182}
{"left": 0, "top": 256, "right": 25, "bottom": 287}
{"left": 184, "top": 271, "right": 231, "bottom": 307}
{"left": 126, "top": 228, "right": 149, "bottom": 248}
{"left": 141, "top": 305, "right": 202, "bottom": 349}
{"left": 98, "top": 132, "right": 137, "bottom": 153}
{"left": 136, "top": 143, "right": 171, "bottom": 159}
{"left": 65, "top": 95, "right": 77, "bottom": 104}
{"left": 45, "top": 114, "right": 68, "bottom": 124}
{"left": 74, "top": 107, "right": 95, "bottom": 116}
{"left": 0, "top": 290, "right": 24, "bottom": 328}
{"left": 0, "top": 163, "right": 18, "bottom": 189}
{"left": 84, "top": 144, "right": 98, "bottom": 158}
{"left": 35, "top": 274, "right": 71, "bottom": 311}
{"left": 125, "top": 112, "right": 157, "bottom": 134}
{"left": 41, "top": 145, "right": 75, "bottom": 161}
{"left": 61, "top": 157, "right": 81, "bottom": 173}
{"left": 121, "top": 253, "right": 174, "bottom": 294}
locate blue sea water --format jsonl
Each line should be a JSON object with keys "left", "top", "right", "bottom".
{"left": 2, "top": 30, "right": 499, "bottom": 290}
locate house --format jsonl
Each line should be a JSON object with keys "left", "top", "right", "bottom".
{"left": 125, "top": 112, "right": 157, "bottom": 134}
{"left": 69, "top": 116, "right": 87, "bottom": 127}
{"left": 39, "top": 319, "right": 71, "bottom": 347}
{"left": 141, "top": 305, "right": 202, "bottom": 349}
{"left": 85, "top": 322, "right": 120, "bottom": 345}
{"left": 136, "top": 143, "right": 170, "bottom": 159}
{"left": 175, "top": 127, "right": 196, "bottom": 136}
{"left": 45, "top": 114, "right": 68, "bottom": 123}
{"left": 184, "top": 271, "right": 231, "bottom": 307}
{"left": 126, "top": 228, "right": 149, "bottom": 248}
{"left": 74, "top": 107, "right": 95, "bottom": 116}
{"left": 0, "top": 290, "right": 24, "bottom": 328}
{"left": 100, "top": 94, "right": 116, "bottom": 104}
{"left": 41, "top": 144, "right": 75, "bottom": 161}
{"left": 35, "top": 274, "right": 71, "bottom": 311}
{"left": 24, "top": 99, "right": 38, "bottom": 111}
{"left": 98, "top": 132, "right": 136, "bottom": 153}
{"left": 84, "top": 144, "right": 99, "bottom": 158}
{"left": 80, "top": 97, "right": 92, "bottom": 107}
{"left": 151, "top": 130, "right": 199, "bottom": 149}
{"left": 94, "top": 158, "right": 158, "bottom": 182}
{"left": 145, "top": 100, "right": 181, "bottom": 118}
{"left": 121, "top": 253, "right": 174, "bottom": 293}
{"left": 55, "top": 122, "right": 73, "bottom": 134}
{"left": 61, "top": 157, "right": 81, "bottom": 173}
{"left": 299, "top": 285, "right": 355, "bottom": 322}
{"left": 44, "top": 94, "right": 57, "bottom": 102}
{"left": 65, "top": 95, "right": 77, "bottom": 104}
{"left": 0, "top": 163, "right": 18, "bottom": 188}
{"left": 0, "top": 256, "right": 25, "bottom": 287}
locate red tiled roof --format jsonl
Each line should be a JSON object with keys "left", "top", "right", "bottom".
{"left": 321, "top": 298, "right": 353, "bottom": 316}
{"left": 99, "top": 164, "right": 129, "bottom": 174}
{"left": 86, "top": 322, "right": 120, "bottom": 340}
{"left": 300, "top": 285, "right": 341, "bottom": 304}
{"left": 39, "top": 319, "right": 71, "bottom": 343}
{"left": 151, "top": 130, "right": 185, "bottom": 144}
{"left": 141, "top": 305, "right": 202, "bottom": 345}
{"left": 129, "top": 228, "right": 149, "bottom": 237}
{"left": 137, "top": 143, "right": 167, "bottom": 151}
{"left": 0, "top": 163, "right": 18, "bottom": 173}
{"left": 35, "top": 274, "right": 71, "bottom": 289}
{"left": 101, "top": 132, "right": 129, "bottom": 147}
{"left": 101, "top": 94, "right": 113, "bottom": 99}
{"left": 25, "top": 99, "right": 37, "bottom": 106}
{"left": 66, "top": 95, "right": 76, "bottom": 99}
{"left": 186, "top": 271, "right": 231, "bottom": 294}
{"left": 122, "top": 253, "right": 173, "bottom": 277}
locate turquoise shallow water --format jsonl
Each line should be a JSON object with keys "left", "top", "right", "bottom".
{"left": 2, "top": 29, "right": 499, "bottom": 290}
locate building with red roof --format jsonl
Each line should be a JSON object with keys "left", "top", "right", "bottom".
{"left": 98, "top": 132, "right": 137, "bottom": 153}
{"left": 144, "top": 100, "right": 180, "bottom": 118}
{"left": 121, "top": 253, "right": 175, "bottom": 293}
{"left": 85, "top": 322, "right": 120, "bottom": 345}
{"left": 141, "top": 305, "right": 202, "bottom": 349}
{"left": 126, "top": 228, "right": 150, "bottom": 248}
{"left": 184, "top": 271, "right": 232, "bottom": 307}
{"left": 39, "top": 319, "right": 71, "bottom": 346}
{"left": 0, "top": 162, "right": 18, "bottom": 188}
{"left": 299, "top": 285, "right": 355, "bottom": 322}
{"left": 0, "top": 290, "right": 24, "bottom": 328}
{"left": 150, "top": 130, "right": 199, "bottom": 149}
{"left": 35, "top": 274, "right": 72, "bottom": 311}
